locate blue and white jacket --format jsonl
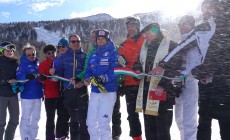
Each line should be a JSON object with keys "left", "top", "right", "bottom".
{"left": 85, "top": 40, "right": 120, "bottom": 93}
{"left": 16, "top": 55, "right": 43, "bottom": 99}
{"left": 54, "top": 47, "right": 86, "bottom": 89}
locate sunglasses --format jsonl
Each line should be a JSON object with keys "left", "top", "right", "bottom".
{"left": 46, "top": 51, "right": 55, "bottom": 55}
{"left": 26, "top": 53, "right": 35, "bottom": 57}
{"left": 58, "top": 45, "right": 66, "bottom": 49}
{"left": 70, "top": 40, "right": 81, "bottom": 44}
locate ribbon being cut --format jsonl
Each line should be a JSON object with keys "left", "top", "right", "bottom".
{"left": 114, "top": 67, "right": 186, "bottom": 116}
{"left": 15, "top": 74, "right": 70, "bottom": 83}
{"left": 114, "top": 67, "right": 187, "bottom": 80}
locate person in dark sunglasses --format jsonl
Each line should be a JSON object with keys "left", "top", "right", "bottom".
{"left": 50, "top": 34, "right": 89, "bottom": 140}
{"left": 16, "top": 43, "right": 43, "bottom": 140}
{"left": 57, "top": 37, "right": 69, "bottom": 55}
{"left": 51, "top": 37, "right": 70, "bottom": 140}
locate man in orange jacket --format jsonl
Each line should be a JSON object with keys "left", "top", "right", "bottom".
{"left": 116, "top": 16, "right": 144, "bottom": 140}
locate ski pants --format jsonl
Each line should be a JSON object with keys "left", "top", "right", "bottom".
{"left": 112, "top": 94, "right": 121, "bottom": 138}
{"left": 197, "top": 82, "right": 230, "bottom": 140}
{"left": 125, "top": 86, "right": 142, "bottom": 138}
{"left": 44, "top": 97, "right": 70, "bottom": 140}
{"left": 142, "top": 89, "right": 173, "bottom": 140}
{"left": 87, "top": 92, "right": 116, "bottom": 140}
{"left": 56, "top": 96, "right": 70, "bottom": 138}
{"left": 0, "top": 95, "right": 19, "bottom": 140}
{"left": 20, "top": 98, "right": 41, "bottom": 140}
{"left": 63, "top": 89, "right": 89, "bottom": 140}
{"left": 175, "top": 77, "right": 198, "bottom": 140}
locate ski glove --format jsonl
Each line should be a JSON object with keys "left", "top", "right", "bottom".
{"left": 90, "top": 75, "right": 107, "bottom": 86}
{"left": 38, "top": 74, "right": 46, "bottom": 81}
{"left": 118, "top": 55, "right": 128, "bottom": 67}
{"left": 90, "top": 75, "right": 108, "bottom": 93}
{"left": 26, "top": 74, "right": 36, "bottom": 80}
{"left": 11, "top": 82, "right": 24, "bottom": 94}
{"left": 74, "top": 77, "right": 82, "bottom": 83}
{"left": 172, "top": 79, "right": 184, "bottom": 88}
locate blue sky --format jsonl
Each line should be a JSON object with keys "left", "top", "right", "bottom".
{"left": 0, "top": 0, "right": 203, "bottom": 23}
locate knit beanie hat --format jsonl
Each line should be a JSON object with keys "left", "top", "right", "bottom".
{"left": 179, "top": 15, "right": 195, "bottom": 27}
{"left": 141, "top": 23, "right": 160, "bottom": 34}
{"left": 95, "top": 29, "right": 110, "bottom": 41}
{"left": 125, "top": 16, "right": 141, "bottom": 31}
{"left": 43, "top": 44, "right": 56, "bottom": 54}
{"left": 58, "top": 37, "right": 69, "bottom": 48}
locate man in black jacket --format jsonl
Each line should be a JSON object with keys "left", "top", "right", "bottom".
{"left": 135, "top": 23, "right": 179, "bottom": 140}
{"left": 195, "top": 0, "right": 230, "bottom": 140}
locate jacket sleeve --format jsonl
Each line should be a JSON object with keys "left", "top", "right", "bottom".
{"left": 38, "top": 61, "right": 48, "bottom": 83}
{"left": 158, "top": 41, "right": 181, "bottom": 92}
{"left": 77, "top": 46, "right": 95, "bottom": 80}
{"left": 54, "top": 56, "right": 64, "bottom": 76}
{"left": 38, "top": 61, "right": 45, "bottom": 74}
{"left": 16, "top": 64, "right": 27, "bottom": 84}
{"left": 0, "top": 59, "right": 7, "bottom": 85}
{"left": 84, "top": 55, "right": 93, "bottom": 80}
{"left": 118, "top": 44, "right": 125, "bottom": 56}
{"left": 103, "top": 51, "right": 120, "bottom": 82}
{"left": 162, "top": 18, "right": 215, "bottom": 65}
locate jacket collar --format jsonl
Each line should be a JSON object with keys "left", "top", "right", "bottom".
{"left": 20, "top": 54, "right": 39, "bottom": 65}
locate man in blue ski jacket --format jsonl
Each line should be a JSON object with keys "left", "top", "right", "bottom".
{"left": 50, "top": 34, "right": 89, "bottom": 140}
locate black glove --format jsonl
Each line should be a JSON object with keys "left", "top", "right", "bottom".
{"left": 38, "top": 74, "right": 46, "bottom": 81}
{"left": 172, "top": 79, "right": 184, "bottom": 88}
{"left": 26, "top": 74, "right": 36, "bottom": 80}
{"left": 133, "top": 61, "right": 142, "bottom": 72}
{"left": 166, "top": 82, "right": 182, "bottom": 98}
{"left": 158, "top": 61, "right": 167, "bottom": 69}
{"left": 170, "top": 78, "right": 184, "bottom": 98}
{"left": 74, "top": 77, "right": 82, "bottom": 83}
{"left": 118, "top": 55, "right": 128, "bottom": 67}
{"left": 90, "top": 76, "right": 108, "bottom": 93}
{"left": 90, "top": 75, "right": 107, "bottom": 86}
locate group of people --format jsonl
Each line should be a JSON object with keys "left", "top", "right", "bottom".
{"left": 0, "top": 0, "right": 229, "bottom": 140}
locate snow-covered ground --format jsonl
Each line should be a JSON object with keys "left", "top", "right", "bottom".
{"left": 13, "top": 96, "right": 221, "bottom": 140}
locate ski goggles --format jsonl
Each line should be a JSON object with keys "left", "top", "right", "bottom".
{"left": 1, "top": 44, "right": 16, "bottom": 52}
